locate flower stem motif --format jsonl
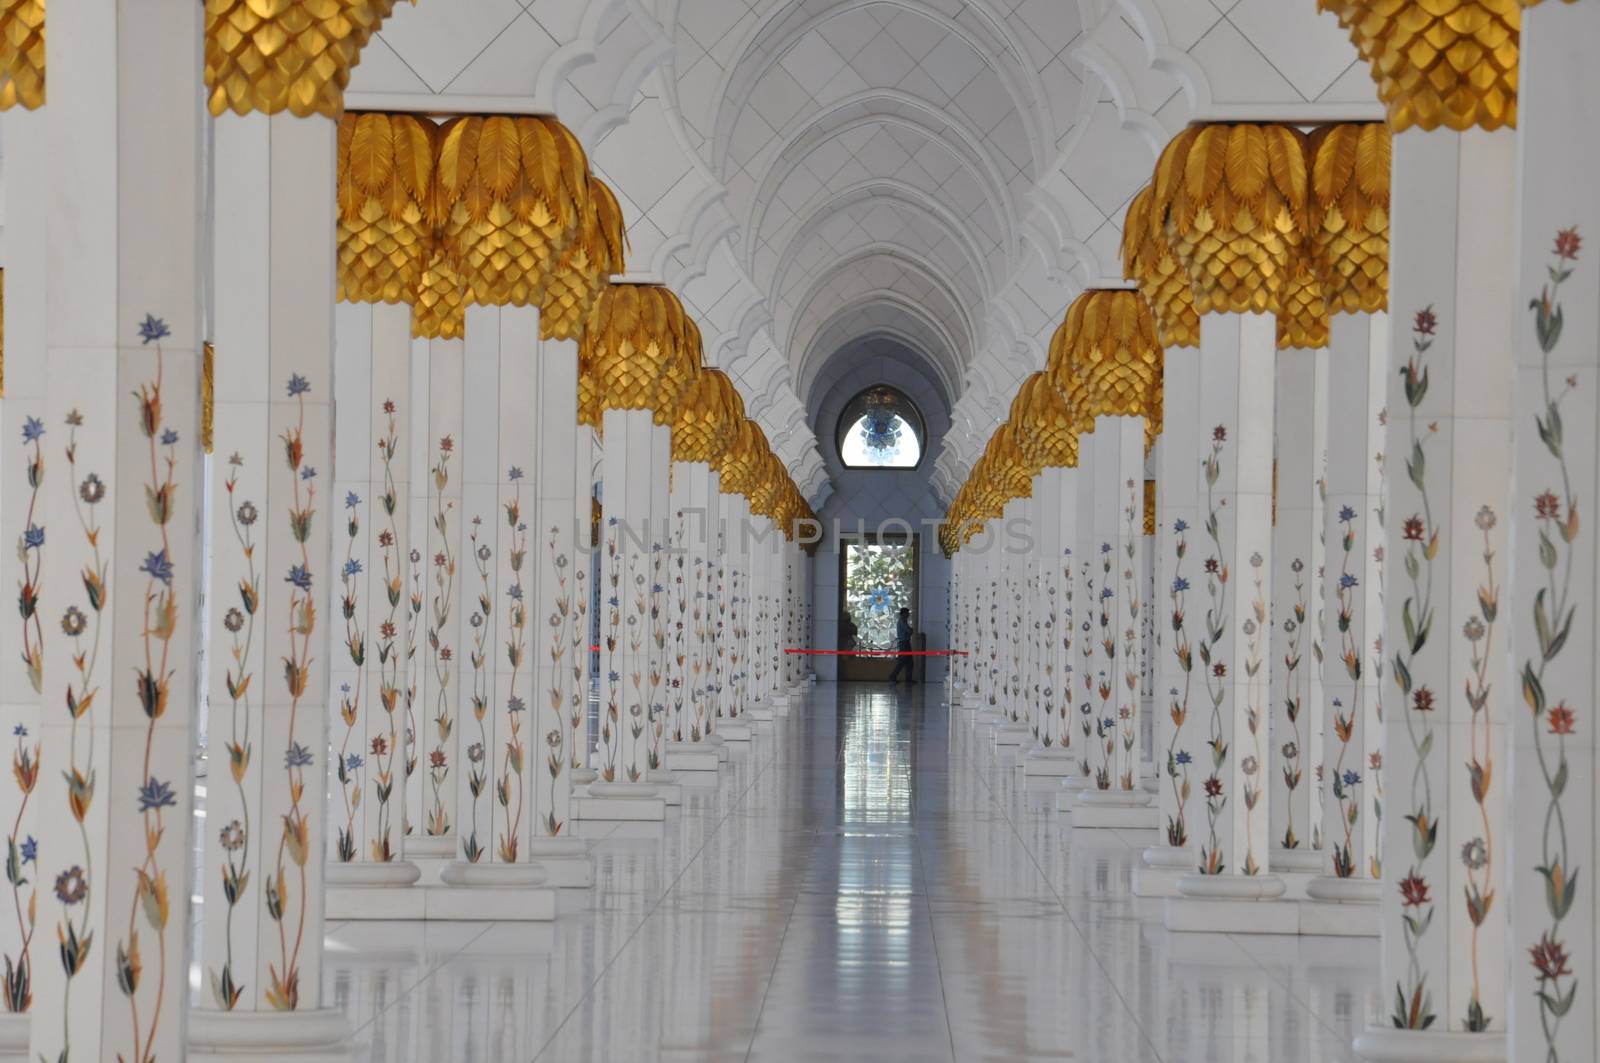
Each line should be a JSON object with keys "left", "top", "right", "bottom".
{"left": 1167, "top": 523, "right": 1194, "bottom": 849}
{"left": 209, "top": 456, "right": 259, "bottom": 1010}
{"left": 53, "top": 409, "right": 105, "bottom": 1050}
{"left": 1197, "top": 430, "right": 1230, "bottom": 876}
{"left": 1120, "top": 481, "right": 1142, "bottom": 791}
{"left": 121, "top": 321, "right": 185, "bottom": 1057}
{"left": 496, "top": 476, "right": 529, "bottom": 861}
{"left": 1331, "top": 504, "right": 1364, "bottom": 878}
{"left": 369, "top": 403, "right": 403, "bottom": 862}
{"left": 1279, "top": 557, "right": 1308, "bottom": 850}
{"left": 1523, "top": 230, "right": 1581, "bottom": 1054}
{"left": 601, "top": 524, "right": 623, "bottom": 780}
{"left": 568, "top": 551, "right": 590, "bottom": 773}
{"left": 1077, "top": 558, "right": 1094, "bottom": 778}
{"left": 541, "top": 524, "right": 572, "bottom": 839}
{"left": 1057, "top": 547, "right": 1074, "bottom": 754}
{"left": 1391, "top": 308, "right": 1439, "bottom": 1032}
{"left": 404, "top": 543, "right": 423, "bottom": 834}
{"left": 1092, "top": 544, "right": 1116, "bottom": 790}
{"left": 671, "top": 512, "right": 691, "bottom": 743}
{"left": 1241, "top": 556, "right": 1267, "bottom": 877}
{"left": 266, "top": 372, "right": 318, "bottom": 1014}
{"left": 461, "top": 517, "right": 492, "bottom": 864}
{"left": 335, "top": 489, "right": 366, "bottom": 864}
{"left": 425, "top": 439, "right": 456, "bottom": 837}
{"left": 647, "top": 540, "right": 669, "bottom": 770}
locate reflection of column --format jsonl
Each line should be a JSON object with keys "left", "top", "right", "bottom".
{"left": 1306, "top": 313, "right": 1386, "bottom": 909}
{"left": 1269, "top": 345, "right": 1328, "bottom": 873}
{"left": 0, "top": 108, "right": 45, "bottom": 1050}
{"left": 31, "top": 8, "right": 205, "bottom": 1060}
{"left": 1510, "top": 7, "right": 1599, "bottom": 1059}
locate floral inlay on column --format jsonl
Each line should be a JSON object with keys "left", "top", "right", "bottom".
{"left": 670, "top": 511, "right": 689, "bottom": 742}
{"left": 1279, "top": 556, "right": 1308, "bottom": 851}
{"left": 55, "top": 405, "right": 104, "bottom": 1049}
{"left": 268, "top": 370, "right": 318, "bottom": 1012}
{"left": 6, "top": 414, "right": 45, "bottom": 1013}
{"left": 405, "top": 544, "right": 421, "bottom": 834}
{"left": 425, "top": 435, "right": 455, "bottom": 837}
{"left": 1166, "top": 520, "right": 1193, "bottom": 849}
{"left": 1241, "top": 552, "right": 1267, "bottom": 875}
{"left": 540, "top": 524, "right": 573, "bottom": 836}
{"left": 1392, "top": 307, "right": 1440, "bottom": 1032}
{"left": 1522, "top": 228, "right": 1581, "bottom": 1052}
{"left": 1331, "top": 504, "right": 1364, "bottom": 878}
{"left": 210, "top": 454, "right": 259, "bottom": 1008}
{"left": 461, "top": 515, "right": 492, "bottom": 863}
{"left": 371, "top": 400, "right": 404, "bottom": 861}
{"left": 1198, "top": 426, "right": 1230, "bottom": 875}
{"left": 496, "top": 467, "right": 528, "bottom": 861}
{"left": 124, "top": 315, "right": 182, "bottom": 1051}
{"left": 1059, "top": 547, "right": 1073, "bottom": 755}
{"left": 600, "top": 517, "right": 622, "bottom": 779}
{"left": 1093, "top": 543, "right": 1115, "bottom": 789}
{"left": 1077, "top": 555, "right": 1093, "bottom": 776}
{"left": 1119, "top": 480, "right": 1141, "bottom": 790}
{"left": 647, "top": 539, "right": 667, "bottom": 767}
{"left": 334, "top": 488, "right": 365, "bottom": 862}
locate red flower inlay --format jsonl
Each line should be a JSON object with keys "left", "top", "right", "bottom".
{"left": 1402, "top": 516, "right": 1425, "bottom": 542}
{"left": 1547, "top": 703, "right": 1576, "bottom": 736}
{"left": 1203, "top": 776, "right": 1223, "bottom": 798}
{"left": 1412, "top": 687, "right": 1435, "bottom": 713}
{"left": 1535, "top": 491, "right": 1562, "bottom": 521}
{"left": 1554, "top": 227, "right": 1582, "bottom": 262}
{"left": 1399, "top": 872, "right": 1430, "bottom": 908}
{"left": 1413, "top": 307, "right": 1437, "bottom": 336}
{"left": 1530, "top": 933, "right": 1572, "bottom": 982}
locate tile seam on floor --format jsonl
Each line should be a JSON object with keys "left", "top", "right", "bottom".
{"left": 530, "top": 727, "right": 788, "bottom": 1062}
{"left": 912, "top": 808, "right": 961, "bottom": 1063}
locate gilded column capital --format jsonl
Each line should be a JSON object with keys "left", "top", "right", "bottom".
{"left": 436, "top": 115, "right": 585, "bottom": 308}
{"left": 205, "top": 0, "right": 416, "bottom": 118}
{"left": 1046, "top": 289, "right": 1162, "bottom": 450}
{"left": 1009, "top": 373, "right": 1078, "bottom": 471}
{"left": 1121, "top": 185, "right": 1200, "bottom": 348}
{"left": 671, "top": 368, "right": 742, "bottom": 464}
{"left": 541, "top": 175, "right": 627, "bottom": 342}
{"left": 719, "top": 419, "right": 769, "bottom": 499}
{"left": 410, "top": 240, "right": 470, "bottom": 340}
{"left": 1154, "top": 123, "right": 1309, "bottom": 317}
{"left": 1278, "top": 249, "right": 1330, "bottom": 349}
{"left": 580, "top": 283, "right": 701, "bottom": 427}
{"left": 1308, "top": 123, "right": 1390, "bottom": 315}
{"left": 1318, "top": 0, "right": 1520, "bottom": 131}
{"left": 336, "top": 112, "right": 437, "bottom": 305}
{"left": 1143, "top": 479, "right": 1156, "bottom": 536}
{"left": 0, "top": 0, "right": 44, "bottom": 110}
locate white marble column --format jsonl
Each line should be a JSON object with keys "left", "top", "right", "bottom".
{"left": 666, "top": 459, "right": 720, "bottom": 768}
{"left": 529, "top": 336, "right": 593, "bottom": 858}
{"left": 1144, "top": 345, "right": 1201, "bottom": 873}
{"left": 593, "top": 408, "right": 667, "bottom": 798}
{"left": 1354, "top": 129, "right": 1512, "bottom": 1060}
{"left": 196, "top": 111, "right": 349, "bottom": 1047}
{"left": 1507, "top": 7, "right": 1599, "bottom": 1060}
{"left": 644, "top": 428, "right": 677, "bottom": 796}
{"left": 1307, "top": 313, "right": 1387, "bottom": 909}
{"left": 1168, "top": 312, "right": 1285, "bottom": 916}
{"left": 995, "top": 496, "right": 1030, "bottom": 745}
{"left": 1072, "top": 429, "right": 1103, "bottom": 787}
{"left": 715, "top": 489, "right": 750, "bottom": 740}
{"left": 0, "top": 108, "right": 45, "bottom": 1047}
{"left": 31, "top": 5, "right": 204, "bottom": 1059}
{"left": 1025, "top": 466, "right": 1074, "bottom": 775}
{"left": 325, "top": 302, "right": 422, "bottom": 895}
{"left": 1269, "top": 345, "right": 1329, "bottom": 873}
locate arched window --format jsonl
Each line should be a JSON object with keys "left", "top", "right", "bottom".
{"left": 836, "top": 386, "right": 924, "bottom": 469}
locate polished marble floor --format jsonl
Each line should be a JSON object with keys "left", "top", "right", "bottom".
{"left": 301, "top": 683, "right": 1378, "bottom": 1061}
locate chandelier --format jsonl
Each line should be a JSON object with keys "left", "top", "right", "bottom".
{"left": 859, "top": 388, "right": 901, "bottom": 453}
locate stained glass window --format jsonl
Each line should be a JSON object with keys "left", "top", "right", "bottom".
{"left": 843, "top": 539, "right": 915, "bottom": 651}
{"left": 836, "top": 386, "right": 923, "bottom": 469}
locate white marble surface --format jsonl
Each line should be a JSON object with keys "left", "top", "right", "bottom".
{"left": 194, "top": 682, "right": 1379, "bottom": 1060}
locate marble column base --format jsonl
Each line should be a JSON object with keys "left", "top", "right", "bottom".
{"left": 326, "top": 878, "right": 556, "bottom": 921}
{"left": 1298, "top": 876, "right": 1381, "bottom": 937}
{"left": 1352, "top": 1028, "right": 1506, "bottom": 1063}
{"left": 665, "top": 742, "right": 720, "bottom": 771}
{"left": 189, "top": 1006, "right": 351, "bottom": 1062}
{"left": 325, "top": 859, "right": 422, "bottom": 888}
{"left": 573, "top": 792, "right": 666, "bottom": 822}
{"left": 440, "top": 860, "right": 548, "bottom": 888}
{"left": 646, "top": 769, "right": 683, "bottom": 806}
{"left": 1271, "top": 847, "right": 1326, "bottom": 874}
{"left": 0, "top": 1013, "right": 25, "bottom": 1061}
{"left": 1071, "top": 789, "right": 1158, "bottom": 830}
{"left": 526, "top": 836, "right": 595, "bottom": 888}
{"left": 747, "top": 703, "right": 775, "bottom": 722}
{"left": 572, "top": 767, "right": 599, "bottom": 786}
{"left": 992, "top": 722, "right": 1029, "bottom": 746}
{"left": 718, "top": 720, "right": 754, "bottom": 742}
{"left": 403, "top": 835, "right": 454, "bottom": 860}
{"left": 1304, "top": 876, "right": 1381, "bottom": 904}
{"left": 1165, "top": 874, "right": 1295, "bottom": 934}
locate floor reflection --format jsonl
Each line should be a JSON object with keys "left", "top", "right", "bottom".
{"left": 229, "top": 681, "right": 1382, "bottom": 1060}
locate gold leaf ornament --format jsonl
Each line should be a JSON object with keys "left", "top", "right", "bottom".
{"left": 0, "top": 0, "right": 44, "bottom": 111}
{"left": 1120, "top": 185, "right": 1200, "bottom": 348}
{"left": 205, "top": 0, "right": 417, "bottom": 118}
{"left": 671, "top": 368, "right": 744, "bottom": 465}
{"left": 1008, "top": 373, "right": 1078, "bottom": 472}
{"left": 1318, "top": 0, "right": 1521, "bottom": 132}
{"left": 580, "top": 284, "right": 700, "bottom": 427}
{"left": 1307, "top": 123, "right": 1390, "bottom": 314}
{"left": 542, "top": 173, "right": 628, "bottom": 342}
{"left": 1154, "top": 124, "right": 1309, "bottom": 317}
{"left": 1046, "top": 290, "right": 1162, "bottom": 450}
{"left": 337, "top": 112, "right": 437, "bottom": 305}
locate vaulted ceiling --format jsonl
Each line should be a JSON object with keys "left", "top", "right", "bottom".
{"left": 348, "top": 0, "right": 1379, "bottom": 508}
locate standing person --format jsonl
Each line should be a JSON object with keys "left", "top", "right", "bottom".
{"left": 887, "top": 607, "right": 915, "bottom": 685}
{"left": 840, "top": 611, "right": 859, "bottom": 651}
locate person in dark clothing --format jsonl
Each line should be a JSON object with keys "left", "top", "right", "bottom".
{"left": 840, "top": 612, "right": 859, "bottom": 651}
{"left": 887, "top": 607, "right": 915, "bottom": 684}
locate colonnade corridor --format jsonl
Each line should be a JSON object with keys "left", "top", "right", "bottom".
{"left": 272, "top": 683, "right": 1374, "bottom": 1061}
